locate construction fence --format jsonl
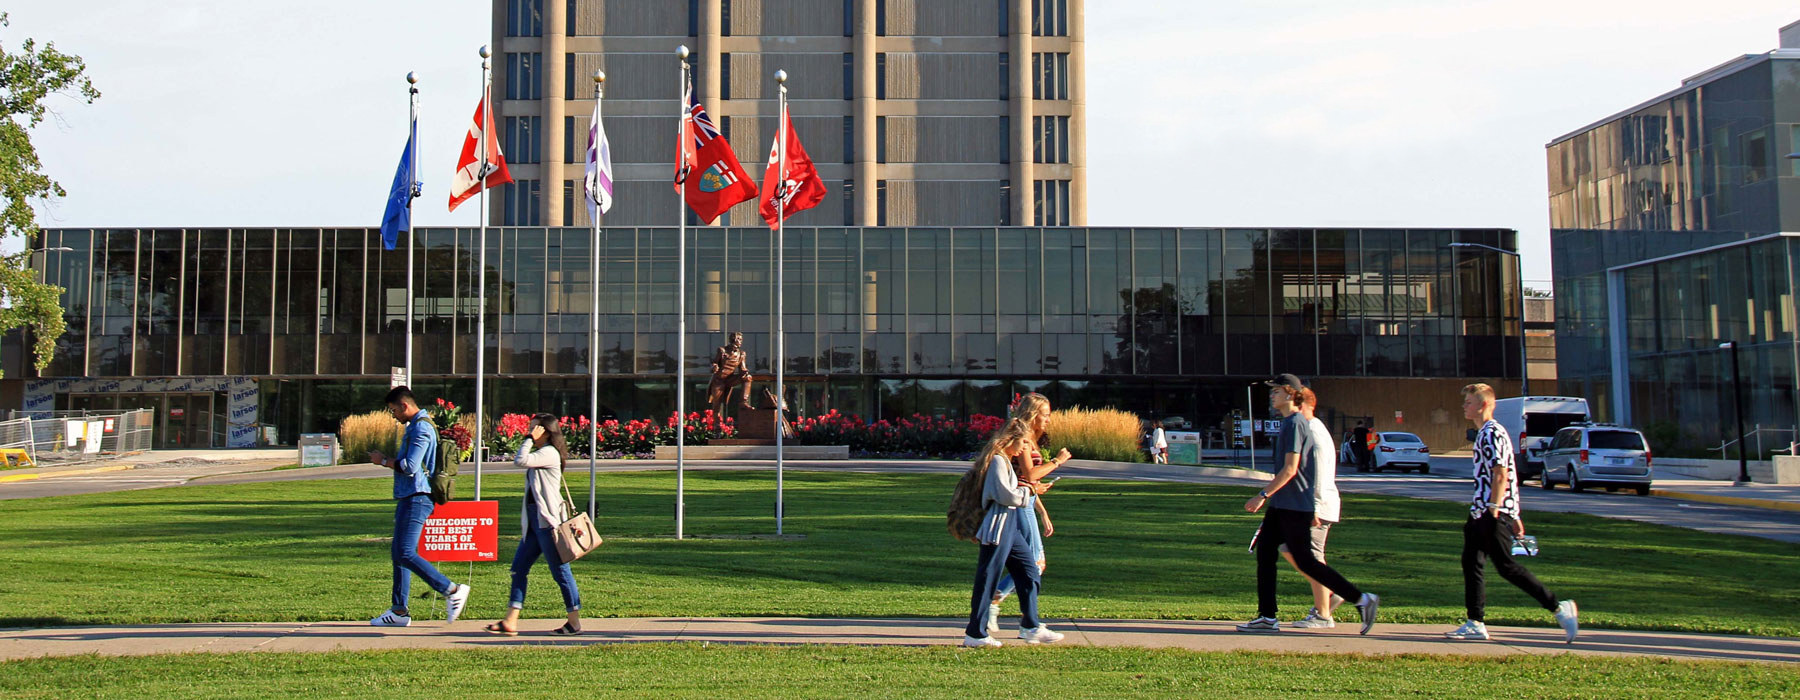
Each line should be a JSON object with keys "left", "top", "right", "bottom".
{"left": 0, "top": 409, "right": 155, "bottom": 468}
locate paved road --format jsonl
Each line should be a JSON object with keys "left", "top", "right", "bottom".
{"left": 2, "top": 617, "right": 1794, "bottom": 664}
{"left": 7, "top": 455, "right": 1800, "bottom": 543}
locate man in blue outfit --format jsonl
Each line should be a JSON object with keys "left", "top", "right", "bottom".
{"left": 366, "top": 386, "right": 470, "bottom": 627}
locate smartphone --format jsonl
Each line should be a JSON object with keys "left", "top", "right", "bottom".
{"left": 1043, "top": 476, "right": 1062, "bottom": 485}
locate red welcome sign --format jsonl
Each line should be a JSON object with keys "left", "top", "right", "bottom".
{"left": 418, "top": 500, "right": 500, "bottom": 562}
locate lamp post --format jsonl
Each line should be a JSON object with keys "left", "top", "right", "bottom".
{"left": 1720, "top": 340, "right": 1749, "bottom": 485}
{"left": 1449, "top": 242, "right": 1528, "bottom": 396}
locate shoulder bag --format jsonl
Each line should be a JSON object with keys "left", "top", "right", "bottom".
{"left": 551, "top": 470, "right": 601, "bottom": 562}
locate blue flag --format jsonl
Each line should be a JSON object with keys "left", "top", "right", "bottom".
{"left": 380, "top": 120, "right": 419, "bottom": 250}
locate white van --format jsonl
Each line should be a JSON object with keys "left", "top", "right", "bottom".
{"left": 1491, "top": 396, "right": 1590, "bottom": 481}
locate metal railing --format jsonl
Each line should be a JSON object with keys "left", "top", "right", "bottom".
{"left": 0, "top": 409, "right": 154, "bottom": 467}
{"left": 1709, "top": 425, "right": 1797, "bottom": 460}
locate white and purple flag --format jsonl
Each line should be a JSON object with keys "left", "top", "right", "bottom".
{"left": 585, "top": 94, "right": 614, "bottom": 219}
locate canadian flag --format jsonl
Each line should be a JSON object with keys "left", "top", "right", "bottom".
{"left": 758, "top": 98, "right": 827, "bottom": 230}
{"left": 448, "top": 98, "right": 513, "bottom": 212}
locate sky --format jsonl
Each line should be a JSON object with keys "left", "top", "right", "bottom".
{"left": 13, "top": 1, "right": 1800, "bottom": 288}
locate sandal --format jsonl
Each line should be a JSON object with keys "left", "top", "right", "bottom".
{"left": 484, "top": 621, "right": 518, "bottom": 637}
{"left": 550, "top": 622, "right": 583, "bottom": 636}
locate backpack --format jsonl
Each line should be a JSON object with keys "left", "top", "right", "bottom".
{"left": 946, "top": 463, "right": 987, "bottom": 543}
{"left": 430, "top": 433, "right": 460, "bottom": 505}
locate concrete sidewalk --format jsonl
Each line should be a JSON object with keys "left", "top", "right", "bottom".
{"left": 0, "top": 617, "right": 1794, "bottom": 664}
{"left": 1651, "top": 480, "right": 1800, "bottom": 513}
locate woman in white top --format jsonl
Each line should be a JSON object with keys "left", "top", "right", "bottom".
{"left": 1150, "top": 421, "right": 1169, "bottom": 464}
{"left": 486, "top": 413, "right": 582, "bottom": 636}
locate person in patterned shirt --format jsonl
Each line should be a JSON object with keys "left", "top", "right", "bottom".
{"left": 1448, "top": 383, "right": 1579, "bottom": 643}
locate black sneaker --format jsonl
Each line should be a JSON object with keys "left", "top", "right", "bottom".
{"left": 1356, "top": 593, "right": 1380, "bottom": 635}
{"left": 1235, "top": 616, "right": 1281, "bottom": 633}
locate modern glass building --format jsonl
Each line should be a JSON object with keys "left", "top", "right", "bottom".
{"left": 1547, "top": 28, "right": 1800, "bottom": 455}
{"left": 10, "top": 226, "right": 1522, "bottom": 448}
{"left": 1611, "top": 234, "right": 1798, "bottom": 458}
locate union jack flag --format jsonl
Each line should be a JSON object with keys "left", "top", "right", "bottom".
{"left": 674, "top": 76, "right": 716, "bottom": 185}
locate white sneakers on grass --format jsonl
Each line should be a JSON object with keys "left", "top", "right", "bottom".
{"left": 1555, "top": 600, "right": 1580, "bottom": 643}
{"left": 1444, "top": 600, "right": 1577, "bottom": 644}
{"left": 1444, "top": 619, "right": 1489, "bottom": 640}
{"left": 1290, "top": 608, "right": 1335, "bottom": 629}
{"left": 369, "top": 610, "right": 411, "bottom": 627}
{"left": 1018, "top": 626, "right": 1064, "bottom": 644}
{"left": 446, "top": 584, "right": 471, "bottom": 624}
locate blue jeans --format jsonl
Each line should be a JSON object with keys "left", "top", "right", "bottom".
{"left": 964, "top": 510, "right": 1041, "bottom": 638}
{"left": 996, "top": 495, "right": 1044, "bottom": 600}
{"left": 392, "top": 493, "right": 455, "bottom": 612}
{"left": 509, "top": 498, "right": 582, "bottom": 612}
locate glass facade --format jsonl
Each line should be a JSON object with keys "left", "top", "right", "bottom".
{"left": 24, "top": 226, "right": 1519, "bottom": 441}
{"left": 1549, "top": 53, "right": 1800, "bottom": 435}
{"left": 1614, "top": 236, "right": 1799, "bottom": 458}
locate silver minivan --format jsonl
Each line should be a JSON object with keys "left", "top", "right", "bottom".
{"left": 1540, "top": 424, "right": 1653, "bottom": 495}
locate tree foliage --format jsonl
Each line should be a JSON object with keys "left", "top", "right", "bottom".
{"left": 0, "top": 13, "right": 97, "bottom": 376}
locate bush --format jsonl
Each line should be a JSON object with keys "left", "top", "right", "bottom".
{"left": 337, "top": 410, "right": 400, "bottom": 465}
{"left": 484, "top": 411, "right": 735, "bottom": 460}
{"left": 1044, "top": 406, "right": 1145, "bottom": 463}
{"left": 791, "top": 411, "right": 1004, "bottom": 458}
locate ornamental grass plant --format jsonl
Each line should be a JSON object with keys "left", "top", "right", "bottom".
{"left": 1044, "top": 406, "right": 1145, "bottom": 463}
{"left": 335, "top": 410, "right": 400, "bottom": 464}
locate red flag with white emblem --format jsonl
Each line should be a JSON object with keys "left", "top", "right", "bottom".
{"left": 758, "top": 98, "right": 827, "bottom": 230}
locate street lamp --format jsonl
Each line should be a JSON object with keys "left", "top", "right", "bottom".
{"left": 1449, "top": 242, "right": 1529, "bottom": 396}
{"left": 1720, "top": 340, "right": 1749, "bottom": 485}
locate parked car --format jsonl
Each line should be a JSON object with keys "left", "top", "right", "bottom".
{"left": 1361, "top": 432, "right": 1430, "bottom": 473}
{"left": 1492, "top": 396, "right": 1590, "bottom": 481}
{"left": 1540, "top": 423, "right": 1653, "bottom": 495}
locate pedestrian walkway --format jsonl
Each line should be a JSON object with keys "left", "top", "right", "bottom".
{"left": 1, "top": 617, "right": 1793, "bottom": 664}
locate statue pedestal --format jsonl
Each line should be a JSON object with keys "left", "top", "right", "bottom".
{"left": 732, "top": 407, "right": 793, "bottom": 441}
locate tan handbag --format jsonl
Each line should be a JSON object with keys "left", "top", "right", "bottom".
{"left": 550, "top": 473, "right": 601, "bottom": 562}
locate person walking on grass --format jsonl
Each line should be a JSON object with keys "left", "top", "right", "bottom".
{"left": 365, "top": 386, "right": 471, "bottom": 628}
{"left": 1446, "top": 383, "right": 1580, "bottom": 643}
{"left": 950, "top": 392, "right": 1071, "bottom": 648}
{"left": 1281, "top": 387, "right": 1346, "bottom": 629}
{"left": 486, "top": 413, "right": 584, "bottom": 637}
{"left": 1238, "top": 375, "right": 1379, "bottom": 635}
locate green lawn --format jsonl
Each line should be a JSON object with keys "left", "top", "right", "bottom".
{"left": 0, "top": 471, "right": 1796, "bottom": 636}
{"left": 1, "top": 645, "right": 1794, "bottom": 700}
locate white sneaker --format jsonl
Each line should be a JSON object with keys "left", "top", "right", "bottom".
{"left": 445, "top": 584, "right": 471, "bottom": 624}
{"left": 1328, "top": 593, "right": 1345, "bottom": 615}
{"left": 1356, "top": 593, "right": 1380, "bottom": 635}
{"left": 1444, "top": 619, "right": 1489, "bottom": 641}
{"left": 1018, "top": 626, "right": 1065, "bottom": 644}
{"left": 370, "top": 610, "right": 411, "bottom": 627}
{"left": 1235, "top": 616, "right": 1280, "bottom": 633}
{"left": 1290, "top": 608, "right": 1335, "bottom": 629}
{"left": 987, "top": 603, "right": 1001, "bottom": 635}
{"left": 962, "top": 635, "right": 1002, "bottom": 648}
{"left": 1554, "top": 600, "right": 1579, "bottom": 644}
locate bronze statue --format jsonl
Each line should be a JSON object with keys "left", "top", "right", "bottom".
{"left": 707, "top": 331, "right": 754, "bottom": 414}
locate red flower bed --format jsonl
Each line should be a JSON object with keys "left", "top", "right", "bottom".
{"left": 485, "top": 410, "right": 734, "bottom": 459}
{"left": 789, "top": 410, "right": 1004, "bottom": 458}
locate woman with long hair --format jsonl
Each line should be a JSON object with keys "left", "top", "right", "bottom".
{"left": 485, "top": 413, "right": 583, "bottom": 636}
{"left": 959, "top": 393, "right": 1072, "bottom": 647}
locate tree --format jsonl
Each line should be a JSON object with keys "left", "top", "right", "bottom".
{"left": 0, "top": 13, "right": 98, "bottom": 377}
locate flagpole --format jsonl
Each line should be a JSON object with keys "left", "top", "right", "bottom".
{"left": 405, "top": 72, "right": 419, "bottom": 391}
{"left": 588, "top": 69, "right": 605, "bottom": 517}
{"left": 773, "top": 69, "right": 788, "bottom": 536}
{"left": 675, "top": 44, "right": 690, "bottom": 540}
{"left": 475, "top": 45, "right": 491, "bottom": 501}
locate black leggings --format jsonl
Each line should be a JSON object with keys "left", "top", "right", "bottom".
{"left": 1256, "top": 508, "right": 1362, "bottom": 618}
{"left": 1462, "top": 514, "right": 1557, "bottom": 622}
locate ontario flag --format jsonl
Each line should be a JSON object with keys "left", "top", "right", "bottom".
{"left": 673, "top": 76, "right": 756, "bottom": 223}
{"left": 758, "top": 99, "right": 827, "bottom": 230}
{"left": 448, "top": 97, "right": 513, "bottom": 212}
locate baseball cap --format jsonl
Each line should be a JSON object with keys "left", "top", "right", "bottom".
{"left": 1263, "top": 373, "right": 1305, "bottom": 390}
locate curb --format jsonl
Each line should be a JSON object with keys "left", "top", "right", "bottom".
{"left": 1650, "top": 489, "right": 1800, "bottom": 513}
{"left": 0, "top": 464, "right": 135, "bottom": 484}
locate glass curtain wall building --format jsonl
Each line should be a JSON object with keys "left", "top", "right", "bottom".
{"left": 1547, "top": 35, "right": 1800, "bottom": 455}
{"left": 17, "top": 226, "right": 1520, "bottom": 447}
